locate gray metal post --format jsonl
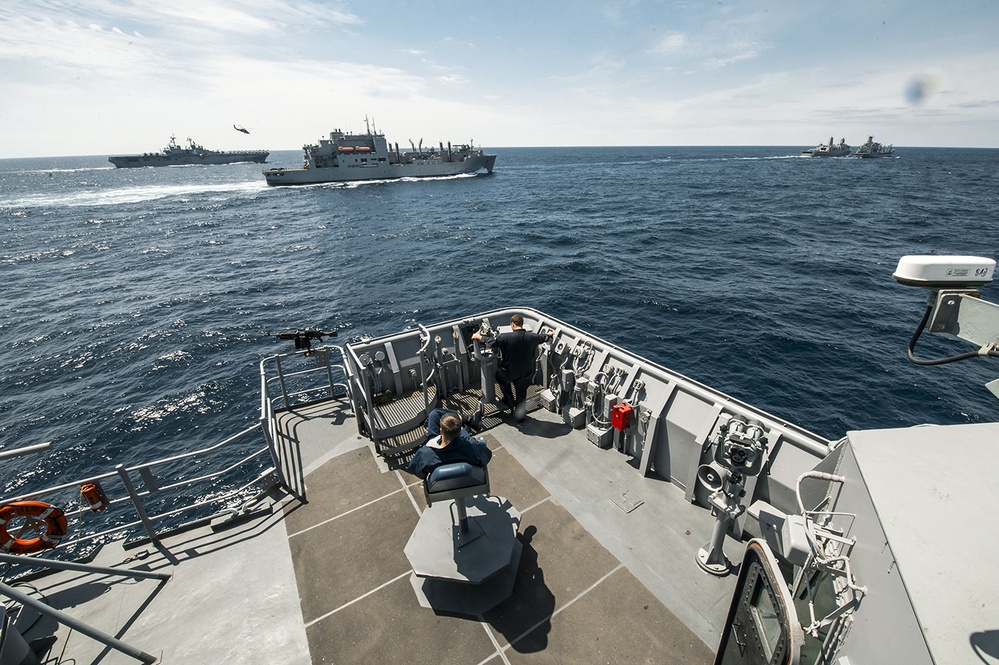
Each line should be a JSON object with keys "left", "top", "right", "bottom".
{"left": 320, "top": 348, "right": 337, "bottom": 398}
{"left": 697, "top": 513, "right": 733, "bottom": 574}
{"left": 259, "top": 417, "right": 283, "bottom": 482}
{"left": 116, "top": 465, "right": 158, "bottom": 543}
{"left": 418, "top": 325, "right": 434, "bottom": 415}
{"left": 454, "top": 498, "right": 469, "bottom": 533}
{"left": 0, "top": 553, "right": 171, "bottom": 581}
{"left": 360, "top": 366, "right": 378, "bottom": 448}
{"left": 275, "top": 355, "right": 290, "bottom": 408}
{"left": 0, "top": 582, "right": 157, "bottom": 663}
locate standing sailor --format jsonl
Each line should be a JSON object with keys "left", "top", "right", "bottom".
{"left": 473, "top": 314, "right": 552, "bottom": 422}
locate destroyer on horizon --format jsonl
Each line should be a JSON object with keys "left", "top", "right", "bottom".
{"left": 801, "top": 135, "right": 895, "bottom": 158}
{"left": 263, "top": 118, "right": 496, "bottom": 186}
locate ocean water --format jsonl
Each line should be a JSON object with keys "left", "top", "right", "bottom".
{"left": 2, "top": 146, "right": 998, "bottom": 499}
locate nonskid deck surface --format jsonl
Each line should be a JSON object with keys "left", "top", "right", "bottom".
{"left": 283, "top": 402, "right": 726, "bottom": 664}
{"left": 14, "top": 399, "right": 732, "bottom": 664}
{"left": 15, "top": 497, "right": 311, "bottom": 664}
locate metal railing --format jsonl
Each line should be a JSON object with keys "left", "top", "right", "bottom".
{"left": 259, "top": 345, "right": 350, "bottom": 412}
{"left": 0, "top": 425, "right": 277, "bottom": 664}
{"left": 0, "top": 347, "right": 349, "bottom": 549}
{"left": 341, "top": 342, "right": 376, "bottom": 440}
{"left": 258, "top": 344, "right": 350, "bottom": 501}
{"left": 0, "top": 344, "right": 351, "bottom": 662}
{"left": 340, "top": 326, "right": 441, "bottom": 454}
{"left": 0, "top": 347, "right": 355, "bottom": 558}
{"left": 0, "top": 425, "right": 275, "bottom": 555}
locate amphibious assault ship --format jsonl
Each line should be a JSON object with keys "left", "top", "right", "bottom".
{"left": 108, "top": 136, "right": 269, "bottom": 168}
{"left": 801, "top": 137, "right": 851, "bottom": 157}
{"left": 1, "top": 256, "right": 997, "bottom": 665}
{"left": 262, "top": 118, "right": 495, "bottom": 186}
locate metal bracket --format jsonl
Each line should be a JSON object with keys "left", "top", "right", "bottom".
{"left": 929, "top": 290, "right": 999, "bottom": 346}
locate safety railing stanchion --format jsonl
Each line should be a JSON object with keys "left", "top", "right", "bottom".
{"left": 116, "top": 464, "right": 158, "bottom": 543}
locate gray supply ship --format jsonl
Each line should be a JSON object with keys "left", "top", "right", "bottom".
{"left": 852, "top": 136, "right": 895, "bottom": 158}
{"left": 263, "top": 118, "right": 495, "bottom": 186}
{"left": 801, "top": 136, "right": 851, "bottom": 157}
{"left": 108, "top": 136, "right": 269, "bottom": 168}
{"left": 1, "top": 255, "right": 997, "bottom": 665}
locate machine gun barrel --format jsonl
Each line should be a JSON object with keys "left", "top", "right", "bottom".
{"left": 266, "top": 328, "right": 337, "bottom": 351}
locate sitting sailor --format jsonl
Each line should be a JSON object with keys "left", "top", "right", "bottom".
{"left": 407, "top": 409, "right": 492, "bottom": 480}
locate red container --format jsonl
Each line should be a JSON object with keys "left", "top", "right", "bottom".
{"left": 611, "top": 403, "right": 633, "bottom": 431}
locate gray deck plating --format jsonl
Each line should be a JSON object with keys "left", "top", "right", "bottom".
{"left": 19, "top": 502, "right": 310, "bottom": 664}
{"left": 20, "top": 402, "right": 725, "bottom": 663}
{"left": 286, "top": 414, "right": 715, "bottom": 664}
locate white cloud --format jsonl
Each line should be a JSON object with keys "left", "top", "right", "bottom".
{"left": 652, "top": 33, "right": 688, "bottom": 55}
{"left": 2, "top": 1, "right": 999, "bottom": 155}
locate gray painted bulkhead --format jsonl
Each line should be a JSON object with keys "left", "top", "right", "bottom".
{"left": 812, "top": 443, "right": 935, "bottom": 665}
{"left": 345, "top": 307, "right": 832, "bottom": 525}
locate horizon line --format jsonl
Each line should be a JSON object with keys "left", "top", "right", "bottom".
{"left": 5, "top": 144, "right": 999, "bottom": 161}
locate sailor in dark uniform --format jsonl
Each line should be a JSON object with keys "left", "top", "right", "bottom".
{"left": 474, "top": 314, "right": 553, "bottom": 422}
{"left": 407, "top": 409, "right": 492, "bottom": 479}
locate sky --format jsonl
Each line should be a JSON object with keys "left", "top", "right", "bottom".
{"left": 2, "top": 1, "right": 998, "bottom": 157}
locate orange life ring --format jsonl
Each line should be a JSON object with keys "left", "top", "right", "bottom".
{"left": 0, "top": 501, "right": 68, "bottom": 554}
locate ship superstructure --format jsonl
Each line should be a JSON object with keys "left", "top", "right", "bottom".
{"left": 801, "top": 136, "right": 851, "bottom": 157}
{"left": 263, "top": 118, "right": 495, "bottom": 186}
{"left": 852, "top": 135, "right": 895, "bottom": 158}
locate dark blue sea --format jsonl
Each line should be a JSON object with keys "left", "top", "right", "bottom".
{"left": 3, "top": 146, "right": 998, "bottom": 501}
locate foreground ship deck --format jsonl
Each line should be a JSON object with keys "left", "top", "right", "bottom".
{"left": 4, "top": 282, "right": 999, "bottom": 664}
{"left": 14, "top": 401, "right": 724, "bottom": 664}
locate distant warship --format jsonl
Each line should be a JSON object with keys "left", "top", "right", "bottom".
{"left": 801, "top": 136, "right": 851, "bottom": 157}
{"left": 852, "top": 135, "right": 895, "bottom": 158}
{"left": 109, "top": 136, "right": 268, "bottom": 168}
{"left": 263, "top": 117, "right": 495, "bottom": 186}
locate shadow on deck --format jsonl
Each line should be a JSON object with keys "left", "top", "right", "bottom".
{"left": 282, "top": 411, "right": 716, "bottom": 664}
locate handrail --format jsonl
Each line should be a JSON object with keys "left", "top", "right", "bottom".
{"left": 345, "top": 307, "right": 832, "bottom": 456}
{"left": 418, "top": 324, "right": 435, "bottom": 416}
{"left": 1, "top": 581, "right": 158, "bottom": 663}
{"left": 51, "top": 470, "right": 271, "bottom": 549}
{"left": 256, "top": 344, "right": 351, "bottom": 500}
{"left": 0, "top": 425, "right": 262, "bottom": 506}
{"left": 342, "top": 342, "right": 374, "bottom": 413}
{"left": 0, "top": 442, "right": 51, "bottom": 461}
{"left": 0, "top": 423, "right": 274, "bottom": 554}
{"left": 259, "top": 345, "right": 349, "bottom": 412}
{"left": 341, "top": 342, "right": 377, "bottom": 443}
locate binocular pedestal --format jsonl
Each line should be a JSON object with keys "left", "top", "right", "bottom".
{"left": 696, "top": 472, "right": 747, "bottom": 577}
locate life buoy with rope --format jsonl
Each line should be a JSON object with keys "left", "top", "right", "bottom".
{"left": 0, "top": 501, "right": 68, "bottom": 554}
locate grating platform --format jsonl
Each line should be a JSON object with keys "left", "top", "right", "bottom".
{"left": 365, "top": 384, "right": 536, "bottom": 458}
